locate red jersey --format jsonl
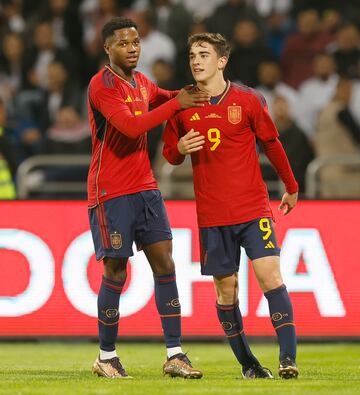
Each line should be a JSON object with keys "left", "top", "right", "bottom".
{"left": 87, "top": 65, "right": 180, "bottom": 207}
{"left": 163, "top": 81, "right": 298, "bottom": 227}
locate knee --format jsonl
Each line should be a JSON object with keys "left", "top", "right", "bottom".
{"left": 215, "top": 275, "right": 238, "bottom": 305}
{"left": 258, "top": 273, "right": 283, "bottom": 293}
{"left": 103, "top": 258, "right": 127, "bottom": 282}
{"left": 152, "top": 255, "right": 175, "bottom": 276}
{"left": 217, "top": 291, "right": 236, "bottom": 306}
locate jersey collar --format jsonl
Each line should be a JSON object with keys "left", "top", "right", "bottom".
{"left": 105, "top": 65, "right": 137, "bottom": 88}
{"left": 209, "top": 80, "right": 230, "bottom": 105}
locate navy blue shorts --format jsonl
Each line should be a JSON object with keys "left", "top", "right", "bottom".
{"left": 89, "top": 190, "right": 172, "bottom": 260}
{"left": 199, "top": 218, "right": 280, "bottom": 276}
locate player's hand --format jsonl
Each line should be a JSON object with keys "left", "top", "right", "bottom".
{"left": 177, "top": 128, "right": 205, "bottom": 155}
{"left": 279, "top": 191, "right": 298, "bottom": 215}
{"left": 176, "top": 88, "right": 210, "bottom": 109}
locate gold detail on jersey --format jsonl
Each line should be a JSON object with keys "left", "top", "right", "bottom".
{"left": 125, "top": 95, "right": 132, "bottom": 103}
{"left": 134, "top": 110, "right": 142, "bottom": 116}
{"left": 207, "top": 128, "right": 221, "bottom": 151}
{"left": 190, "top": 112, "right": 201, "bottom": 121}
{"left": 259, "top": 218, "right": 272, "bottom": 240}
{"left": 228, "top": 106, "right": 242, "bottom": 124}
{"left": 140, "top": 86, "right": 148, "bottom": 102}
{"left": 265, "top": 241, "right": 275, "bottom": 249}
{"left": 205, "top": 113, "right": 222, "bottom": 119}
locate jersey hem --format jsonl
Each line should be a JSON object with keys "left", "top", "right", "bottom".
{"left": 88, "top": 184, "right": 158, "bottom": 207}
{"left": 198, "top": 212, "right": 274, "bottom": 228}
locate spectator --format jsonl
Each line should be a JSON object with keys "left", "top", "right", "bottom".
{"left": 320, "top": 8, "right": 342, "bottom": 37}
{"left": 132, "top": 10, "right": 176, "bottom": 80}
{"left": 314, "top": 78, "right": 360, "bottom": 198}
{"left": 297, "top": 53, "right": 339, "bottom": 139}
{"left": 147, "top": 0, "right": 193, "bottom": 51}
{"left": 0, "top": 99, "right": 17, "bottom": 199}
{"left": 256, "top": 60, "right": 299, "bottom": 119}
{"left": 23, "top": 21, "right": 80, "bottom": 90}
{"left": 0, "top": 32, "right": 26, "bottom": 107}
{"left": 247, "top": 0, "right": 292, "bottom": 18}
{"left": 327, "top": 24, "right": 360, "bottom": 79}
{"left": 45, "top": 106, "right": 90, "bottom": 154}
{"left": 272, "top": 95, "right": 314, "bottom": 193}
{"left": 226, "top": 18, "right": 274, "bottom": 86}
{"left": 16, "top": 61, "right": 84, "bottom": 158}
{"left": 27, "top": 0, "right": 83, "bottom": 53}
{"left": 281, "top": 8, "right": 333, "bottom": 88}
{"left": 264, "top": 11, "right": 294, "bottom": 58}
{"left": 206, "top": 0, "right": 261, "bottom": 40}
{"left": 0, "top": 0, "right": 26, "bottom": 38}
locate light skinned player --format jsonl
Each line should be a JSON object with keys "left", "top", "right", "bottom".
{"left": 163, "top": 33, "right": 299, "bottom": 379}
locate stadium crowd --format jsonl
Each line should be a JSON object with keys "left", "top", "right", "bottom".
{"left": 1, "top": 0, "right": 360, "bottom": 199}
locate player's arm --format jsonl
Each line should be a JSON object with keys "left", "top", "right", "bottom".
{"left": 91, "top": 85, "right": 209, "bottom": 139}
{"left": 250, "top": 92, "right": 298, "bottom": 215}
{"left": 262, "top": 138, "right": 298, "bottom": 214}
{"left": 147, "top": 79, "right": 179, "bottom": 108}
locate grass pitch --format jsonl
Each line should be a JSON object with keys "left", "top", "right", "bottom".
{"left": 0, "top": 342, "right": 359, "bottom": 395}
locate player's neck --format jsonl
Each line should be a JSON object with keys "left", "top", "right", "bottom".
{"left": 109, "top": 62, "right": 134, "bottom": 81}
{"left": 197, "top": 75, "right": 227, "bottom": 97}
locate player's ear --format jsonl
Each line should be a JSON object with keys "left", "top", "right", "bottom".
{"left": 218, "top": 56, "right": 228, "bottom": 71}
{"left": 104, "top": 42, "right": 110, "bottom": 56}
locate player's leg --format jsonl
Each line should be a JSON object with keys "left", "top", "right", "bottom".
{"left": 88, "top": 198, "right": 136, "bottom": 378}
{"left": 243, "top": 218, "right": 298, "bottom": 379}
{"left": 92, "top": 257, "right": 131, "bottom": 378}
{"left": 201, "top": 226, "right": 272, "bottom": 379}
{"left": 135, "top": 190, "right": 202, "bottom": 379}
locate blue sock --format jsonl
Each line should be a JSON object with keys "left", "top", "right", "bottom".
{"left": 216, "top": 301, "right": 259, "bottom": 368}
{"left": 264, "top": 284, "right": 297, "bottom": 361}
{"left": 154, "top": 272, "right": 181, "bottom": 348}
{"left": 98, "top": 276, "right": 124, "bottom": 352}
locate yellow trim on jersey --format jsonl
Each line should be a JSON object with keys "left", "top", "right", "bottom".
{"left": 105, "top": 65, "right": 136, "bottom": 88}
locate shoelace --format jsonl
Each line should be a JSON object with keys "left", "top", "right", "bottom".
{"left": 108, "top": 357, "right": 126, "bottom": 375}
{"left": 170, "top": 353, "right": 193, "bottom": 367}
{"left": 253, "top": 365, "right": 272, "bottom": 378}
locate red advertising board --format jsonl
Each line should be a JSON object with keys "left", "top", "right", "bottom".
{"left": 0, "top": 200, "right": 359, "bottom": 337}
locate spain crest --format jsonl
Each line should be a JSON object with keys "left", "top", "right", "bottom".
{"left": 228, "top": 106, "right": 242, "bottom": 124}
{"left": 110, "top": 232, "right": 122, "bottom": 249}
{"left": 140, "top": 86, "right": 148, "bottom": 102}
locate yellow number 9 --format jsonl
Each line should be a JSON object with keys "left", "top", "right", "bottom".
{"left": 259, "top": 218, "right": 272, "bottom": 240}
{"left": 207, "top": 128, "right": 221, "bottom": 151}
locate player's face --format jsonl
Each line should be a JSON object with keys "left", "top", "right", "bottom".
{"left": 189, "top": 42, "right": 226, "bottom": 83}
{"left": 104, "top": 27, "right": 141, "bottom": 70}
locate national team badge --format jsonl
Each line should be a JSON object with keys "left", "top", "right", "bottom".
{"left": 228, "top": 106, "right": 242, "bottom": 124}
{"left": 140, "top": 86, "right": 148, "bottom": 102}
{"left": 110, "top": 232, "right": 122, "bottom": 249}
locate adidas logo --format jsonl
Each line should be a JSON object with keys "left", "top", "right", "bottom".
{"left": 205, "top": 113, "right": 222, "bottom": 119}
{"left": 125, "top": 95, "right": 132, "bottom": 103}
{"left": 190, "top": 113, "right": 201, "bottom": 121}
{"left": 265, "top": 241, "right": 275, "bottom": 249}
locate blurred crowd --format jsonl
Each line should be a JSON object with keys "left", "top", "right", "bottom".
{"left": 1, "top": 0, "right": 360, "bottom": 199}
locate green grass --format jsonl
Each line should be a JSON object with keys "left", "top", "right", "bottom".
{"left": 0, "top": 343, "right": 359, "bottom": 395}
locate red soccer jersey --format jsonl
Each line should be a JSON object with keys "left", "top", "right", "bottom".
{"left": 163, "top": 81, "right": 297, "bottom": 227}
{"left": 87, "top": 65, "right": 179, "bottom": 207}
